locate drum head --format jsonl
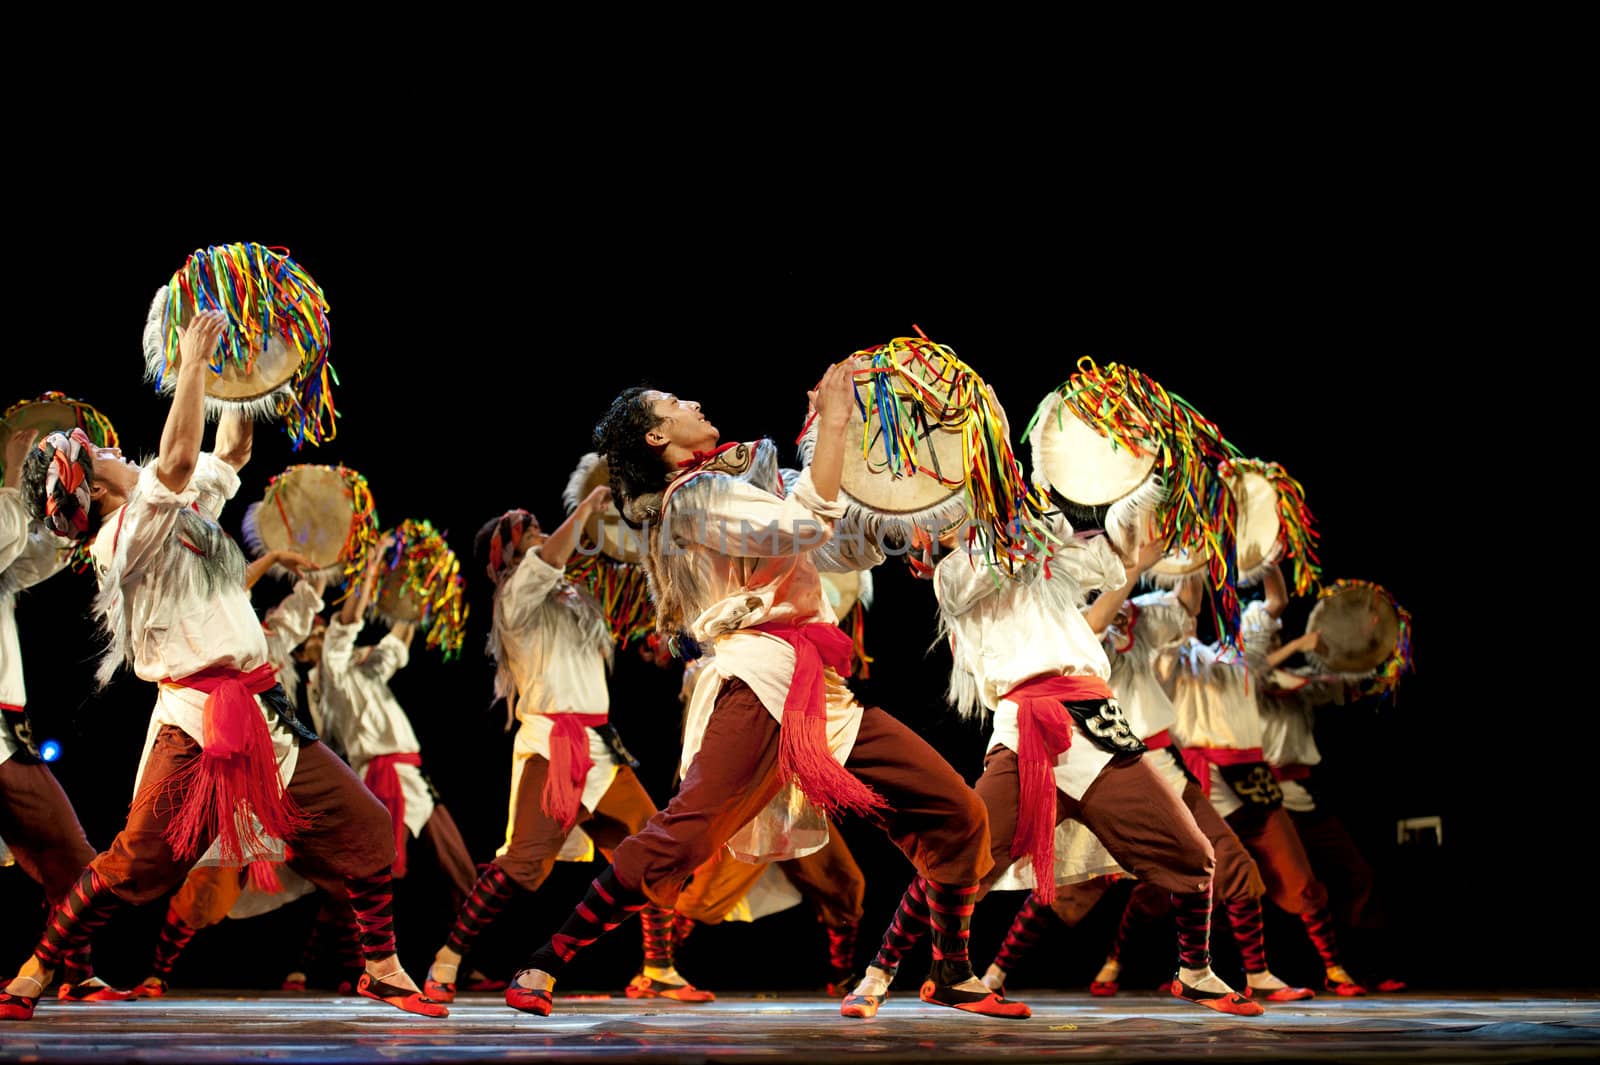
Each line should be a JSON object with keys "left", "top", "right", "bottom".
{"left": 1148, "top": 549, "right": 1208, "bottom": 583}
{"left": 1230, "top": 467, "right": 1283, "bottom": 577}
{"left": 1307, "top": 585, "right": 1400, "bottom": 674}
{"left": 574, "top": 455, "right": 647, "bottom": 563}
{"left": 1032, "top": 390, "right": 1159, "bottom": 509}
{"left": 0, "top": 399, "right": 113, "bottom": 480}
{"left": 376, "top": 573, "right": 426, "bottom": 621}
{"left": 168, "top": 294, "right": 301, "bottom": 403}
{"left": 820, "top": 570, "right": 862, "bottom": 619}
{"left": 249, "top": 466, "right": 362, "bottom": 570}
{"left": 838, "top": 351, "right": 968, "bottom": 516}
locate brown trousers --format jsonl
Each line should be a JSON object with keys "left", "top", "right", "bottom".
{"left": 674, "top": 822, "right": 866, "bottom": 929}
{"left": 1226, "top": 805, "right": 1330, "bottom": 917}
{"left": 0, "top": 757, "right": 96, "bottom": 905}
{"left": 1290, "top": 809, "right": 1378, "bottom": 929}
{"left": 612, "top": 679, "right": 989, "bottom": 908}
{"left": 493, "top": 758, "right": 658, "bottom": 894}
{"left": 1046, "top": 756, "right": 1264, "bottom": 925}
{"left": 973, "top": 746, "right": 1212, "bottom": 901}
{"left": 93, "top": 725, "right": 394, "bottom": 906}
{"left": 168, "top": 804, "right": 479, "bottom": 930}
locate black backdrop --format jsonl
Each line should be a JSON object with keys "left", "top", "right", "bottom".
{"left": 1, "top": 216, "right": 1588, "bottom": 995}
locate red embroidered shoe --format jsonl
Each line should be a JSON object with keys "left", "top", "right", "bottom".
{"left": 625, "top": 973, "right": 715, "bottom": 1002}
{"left": 1089, "top": 979, "right": 1120, "bottom": 996}
{"left": 59, "top": 978, "right": 136, "bottom": 1002}
{"left": 505, "top": 983, "right": 554, "bottom": 1016}
{"left": 841, "top": 991, "right": 886, "bottom": 1018}
{"left": 464, "top": 972, "right": 508, "bottom": 993}
{"left": 0, "top": 990, "right": 39, "bottom": 1021}
{"left": 1171, "top": 977, "right": 1266, "bottom": 1016}
{"left": 280, "top": 971, "right": 307, "bottom": 992}
{"left": 355, "top": 973, "right": 448, "bottom": 1018}
{"left": 919, "top": 980, "right": 1032, "bottom": 1019}
{"left": 1375, "top": 978, "right": 1408, "bottom": 993}
{"left": 422, "top": 977, "right": 456, "bottom": 1003}
{"left": 134, "top": 977, "right": 168, "bottom": 999}
{"left": 1244, "top": 984, "right": 1316, "bottom": 1002}
{"left": 1327, "top": 977, "right": 1369, "bottom": 997}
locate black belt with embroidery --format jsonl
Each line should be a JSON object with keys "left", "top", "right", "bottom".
{"left": 260, "top": 683, "right": 319, "bottom": 744}
{"left": 1064, "top": 699, "right": 1148, "bottom": 756}
{"left": 1217, "top": 760, "right": 1284, "bottom": 810}
{"left": 1, "top": 705, "right": 41, "bottom": 764}
{"left": 593, "top": 723, "right": 641, "bottom": 771}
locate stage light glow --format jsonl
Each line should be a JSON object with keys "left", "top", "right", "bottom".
{"left": 39, "top": 739, "right": 62, "bottom": 763}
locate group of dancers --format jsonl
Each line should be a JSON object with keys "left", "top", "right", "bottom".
{"left": 2, "top": 290, "right": 1407, "bottom": 1027}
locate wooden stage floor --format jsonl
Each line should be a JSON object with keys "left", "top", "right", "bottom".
{"left": 3, "top": 990, "right": 1597, "bottom": 1063}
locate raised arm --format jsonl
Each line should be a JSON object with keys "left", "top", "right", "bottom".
{"left": 1084, "top": 534, "right": 1164, "bottom": 635}
{"left": 213, "top": 408, "right": 254, "bottom": 474}
{"left": 1262, "top": 561, "right": 1289, "bottom": 620}
{"left": 804, "top": 359, "right": 857, "bottom": 504}
{"left": 156, "top": 311, "right": 228, "bottom": 493}
{"left": 246, "top": 550, "right": 323, "bottom": 591}
{"left": 339, "top": 535, "right": 392, "bottom": 626}
{"left": 1263, "top": 631, "right": 1320, "bottom": 670}
{"left": 539, "top": 486, "right": 612, "bottom": 570}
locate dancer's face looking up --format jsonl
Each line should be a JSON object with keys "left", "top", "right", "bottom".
{"left": 642, "top": 391, "right": 719, "bottom": 462}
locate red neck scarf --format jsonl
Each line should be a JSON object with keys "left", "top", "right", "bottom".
{"left": 1003, "top": 673, "right": 1114, "bottom": 904}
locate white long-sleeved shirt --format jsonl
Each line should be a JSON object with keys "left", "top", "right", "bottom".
{"left": 311, "top": 617, "right": 433, "bottom": 837}
{"left": 492, "top": 552, "right": 620, "bottom": 836}
{"left": 1, "top": 487, "right": 71, "bottom": 765}
{"left": 936, "top": 528, "right": 1124, "bottom": 800}
{"left": 86, "top": 453, "right": 299, "bottom": 863}
{"left": 260, "top": 581, "right": 323, "bottom": 711}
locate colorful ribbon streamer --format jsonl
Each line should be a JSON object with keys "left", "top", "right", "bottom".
{"left": 1317, "top": 579, "right": 1414, "bottom": 701}
{"left": 260, "top": 464, "right": 379, "bottom": 603}
{"left": 564, "top": 554, "right": 655, "bottom": 649}
{"left": 152, "top": 243, "right": 336, "bottom": 450}
{"left": 376, "top": 518, "right": 468, "bottom": 659}
{"left": 3, "top": 392, "right": 119, "bottom": 573}
{"left": 1221, "top": 457, "right": 1323, "bottom": 597}
{"left": 846, "top": 330, "right": 1050, "bottom": 573}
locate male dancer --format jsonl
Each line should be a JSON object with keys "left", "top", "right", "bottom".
{"left": 424, "top": 486, "right": 708, "bottom": 1004}
{"left": 136, "top": 564, "right": 328, "bottom": 997}
{"left": 501, "top": 367, "right": 1009, "bottom": 1019}
{"left": 982, "top": 557, "right": 1311, "bottom": 1001}
{"left": 1168, "top": 571, "right": 1366, "bottom": 995}
{"left": 855, "top": 505, "right": 1263, "bottom": 1018}
{"left": 0, "top": 311, "right": 442, "bottom": 1019}
{"left": 1, "top": 427, "right": 129, "bottom": 1003}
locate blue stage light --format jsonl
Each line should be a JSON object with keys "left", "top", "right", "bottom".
{"left": 39, "top": 739, "right": 61, "bottom": 763}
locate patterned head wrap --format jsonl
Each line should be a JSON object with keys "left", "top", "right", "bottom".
{"left": 30, "top": 428, "right": 97, "bottom": 541}
{"left": 485, "top": 509, "right": 538, "bottom": 583}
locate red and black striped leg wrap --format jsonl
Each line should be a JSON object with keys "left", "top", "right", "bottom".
{"left": 444, "top": 864, "right": 519, "bottom": 958}
{"left": 1300, "top": 904, "right": 1343, "bottom": 970}
{"left": 345, "top": 870, "right": 398, "bottom": 964}
{"left": 869, "top": 875, "right": 932, "bottom": 980}
{"left": 826, "top": 920, "right": 859, "bottom": 977}
{"left": 640, "top": 905, "right": 676, "bottom": 968}
{"left": 993, "top": 893, "right": 1054, "bottom": 976}
{"left": 1226, "top": 895, "right": 1270, "bottom": 974}
{"left": 671, "top": 912, "right": 696, "bottom": 951}
{"left": 924, "top": 880, "right": 979, "bottom": 987}
{"left": 1172, "top": 885, "right": 1214, "bottom": 970}
{"left": 528, "top": 867, "right": 645, "bottom": 978}
{"left": 59, "top": 942, "right": 94, "bottom": 988}
{"left": 150, "top": 905, "right": 199, "bottom": 979}
{"left": 35, "top": 868, "right": 120, "bottom": 972}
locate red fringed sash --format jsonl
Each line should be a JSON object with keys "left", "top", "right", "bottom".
{"left": 364, "top": 752, "right": 424, "bottom": 876}
{"left": 148, "top": 663, "right": 310, "bottom": 867}
{"left": 750, "top": 621, "right": 887, "bottom": 821}
{"left": 542, "top": 714, "right": 609, "bottom": 830}
{"left": 1001, "top": 673, "right": 1114, "bottom": 904}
